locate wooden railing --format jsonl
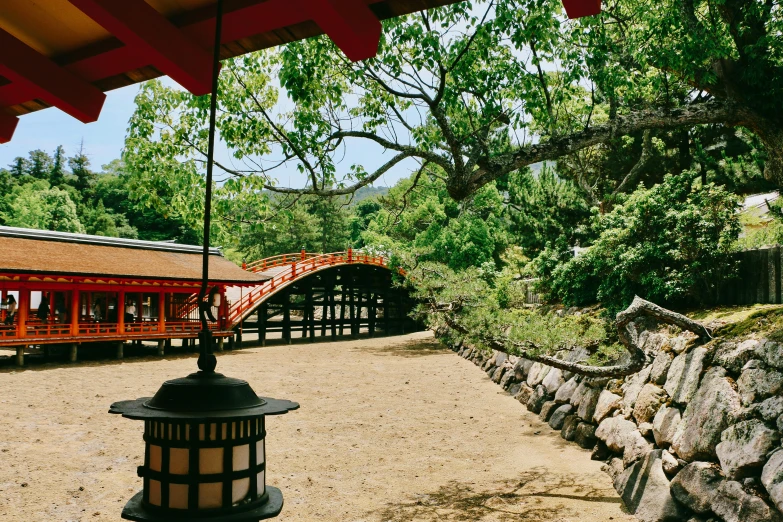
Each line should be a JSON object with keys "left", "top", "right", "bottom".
{"left": 246, "top": 251, "right": 320, "bottom": 272}
{"left": 228, "top": 250, "right": 390, "bottom": 327}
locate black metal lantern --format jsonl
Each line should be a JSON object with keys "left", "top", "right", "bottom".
{"left": 110, "top": 372, "right": 298, "bottom": 521}
{"left": 108, "top": 2, "right": 298, "bottom": 520}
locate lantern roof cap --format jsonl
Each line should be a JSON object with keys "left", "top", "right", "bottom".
{"left": 109, "top": 371, "right": 299, "bottom": 421}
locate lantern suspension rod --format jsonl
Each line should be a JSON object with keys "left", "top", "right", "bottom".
{"left": 198, "top": 0, "right": 224, "bottom": 372}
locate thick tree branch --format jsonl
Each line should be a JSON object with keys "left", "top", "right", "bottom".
{"left": 463, "top": 100, "right": 748, "bottom": 201}
{"left": 442, "top": 296, "right": 711, "bottom": 378}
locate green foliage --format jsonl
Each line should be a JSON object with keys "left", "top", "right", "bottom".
{"left": 506, "top": 164, "right": 591, "bottom": 256}
{"left": 363, "top": 172, "right": 510, "bottom": 271}
{"left": 534, "top": 173, "right": 742, "bottom": 313}
{"left": 406, "top": 261, "right": 616, "bottom": 364}
{"left": 1, "top": 180, "right": 85, "bottom": 233}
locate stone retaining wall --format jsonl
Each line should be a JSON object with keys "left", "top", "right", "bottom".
{"left": 445, "top": 328, "right": 783, "bottom": 522}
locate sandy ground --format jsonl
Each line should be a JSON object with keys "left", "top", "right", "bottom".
{"left": 0, "top": 332, "right": 634, "bottom": 522}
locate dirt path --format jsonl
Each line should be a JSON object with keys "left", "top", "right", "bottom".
{"left": 0, "top": 332, "right": 634, "bottom": 522}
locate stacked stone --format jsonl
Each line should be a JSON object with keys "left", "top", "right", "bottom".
{"left": 451, "top": 331, "right": 783, "bottom": 522}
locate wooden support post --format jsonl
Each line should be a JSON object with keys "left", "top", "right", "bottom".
{"left": 69, "top": 343, "right": 78, "bottom": 363}
{"left": 70, "top": 289, "right": 80, "bottom": 336}
{"left": 157, "top": 339, "right": 165, "bottom": 356}
{"left": 217, "top": 337, "right": 224, "bottom": 352}
{"left": 309, "top": 286, "right": 316, "bottom": 342}
{"left": 116, "top": 342, "right": 124, "bottom": 359}
{"left": 351, "top": 284, "right": 359, "bottom": 339}
{"left": 259, "top": 305, "right": 267, "bottom": 347}
{"left": 158, "top": 291, "right": 166, "bottom": 333}
{"left": 283, "top": 291, "right": 291, "bottom": 345}
{"left": 339, "top": 282, "right": 347, "bottom": 336}
{"left": 165, "top": 338, "right": 172, "bottom": 351}
{"left": 117, "top": 290, "right": 125, "bottom": 334}
{"left": 329, "top": 285, "right": 337, "bottom": 340}
{"left": 15, "top": 346, "right": 24, "bottom": 367}
{"left": 369, "top": 292, "right": 377, "bottom": 338}
{"left": 18, "top": 288, "right": 30, "bottom": 339}
{"left": 383, "top": 288, "right": 390, "bottom": 336}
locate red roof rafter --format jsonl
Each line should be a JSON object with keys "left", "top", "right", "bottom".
{"left": 308, "top": 0, "right": 382, "bottom": 62}
{"left": 67, "top": 0, "right": 216, "bottom": 96}
{"left": 0, "top": 112, "right": 19, "bottom": 144}
{"left": 561, "top": 0, "right": 601, "bottom": 19}
{"left": 0, "top": 28, "right": 106, "bottom": 124}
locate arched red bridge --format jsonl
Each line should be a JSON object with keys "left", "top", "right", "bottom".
{"left": 227, "top": 250, "right": 416, "bottom": 345}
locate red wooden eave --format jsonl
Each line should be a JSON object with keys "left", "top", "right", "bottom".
{"left": 0, "top": 0, "right": 601, "bottom": 144}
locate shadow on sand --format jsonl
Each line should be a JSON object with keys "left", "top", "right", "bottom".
{"left": 371, "top": 468, "right": 626, "bottom": 521}
{"left": 351, "top": 336, "right": 451, "bottom": 358}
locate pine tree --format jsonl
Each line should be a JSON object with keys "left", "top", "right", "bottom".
{"left": 50, "top": 145, "right": 66, "bottom": 186}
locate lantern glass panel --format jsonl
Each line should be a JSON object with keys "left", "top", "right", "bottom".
{"left": 169, "top": 483, "right": 188, "bottom": 509}
{"left": 169, "top": 448, "right": 189, "bottom": 474}
{"left": 232, "top": 477, "right": 250, "bottom": 503}
{"left": 199, "top": 447, "right": 223, "bottom": 474}
{"left": 149, "top": 480, "right": 161, "bottom": 507}
{"left": 198, "top": 482, "right": 223, "bottom": 509}
{"left": 149, "top": 445, "right": 162, "bottom": 472}
{"left": 233, "top": 444, "right": 249, "bottom": 471}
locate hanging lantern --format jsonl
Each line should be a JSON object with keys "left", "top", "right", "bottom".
{"left": 109, "top": 371, "right": 298, "bottom": 521}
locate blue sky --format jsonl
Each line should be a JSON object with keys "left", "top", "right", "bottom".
{"left": 0, "top": 81, "right": 412, "bottom": 189}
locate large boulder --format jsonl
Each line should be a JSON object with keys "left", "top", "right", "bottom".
{"left": 716, "top": 419, "right": 780, "bottom": 479}
{"left": 664, "top": 347, "right": 708, "bottom": 405}
{"left": 539, "top": 401, "right": 560, "bottom": 422}
{"left": 593, "top": 390, "right": 622, "bottom": 424}
{"left": 526, "top": 385, "right": 549, "bottom": 414}
{"left": 761, "top": 450, "right": 783, "bottom": 513}
{"left": 713, "top": 339, "right": 759, "bottom": 374}
{"left": 555, "top": 376, "right": 580, "bottom": 403}
{"left": 569, "top": 381, "right": 591, "bottom": 408}
{"left": 736, "top": 367, "right": 783, "bottom": 406}
{"left": 561, "top": 415, "right": 580, "bottom": 441}
{"left": 515, "top": 383, "right": 534, "bottom": 404}
{"left": 541, "top": 367, "right": 565, "bottom": 395}
{"left": 596, "top": 416, "right": 637, "bottom": 453}
{"left": 755, "top": 340, "right": 783, "bottom": 370}
{"left": 575, "top": 423, "right": 598, "bottom": 450}
{"left": 512, "top": 358, "right": 528, "bottom": 381}
{"left": 672, "top": 367, "right": 742, "bottom": 461}
{"left": 623, "top": 429, "right": 655, "bottom": 466}
{"left": 753, "top": 395, "right": 783, "bottom": 422}
{"left": 711, "top": 480, "right": 782, "bottom": 522}
{"left": 614, "top": 450, "right": 691, "bottom": 522}
{"left": 577, "top": 386, "right": 601, "bottom": 422}
{"left": 652, "top": 405, "right": 682, "bottom": 448}
{"left": 526, "top": 362, "right": 551, "bottom": 387}
{"left": 670, "top": 462, "right": 724, "bottom": 514}
{"left": 650, "top": 352, "right": 674, "bottom": 385}
{"left": 499, "top": 369, "right": 517, "bottom": 389}
{"left": 621, "top": 366, "right": 653, "bottom": 414}
{"left": 634, "top": 383, "right": 668, "bottom": 424}
{"left": 491, "top": 366, "right": 506, "bottom": 383}
{"left": 549, "top": 404, "right": 574, "bottom": 430}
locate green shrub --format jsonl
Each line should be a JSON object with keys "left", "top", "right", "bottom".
{"left": 532, "top": 173, "right": 741, "bottom": 314}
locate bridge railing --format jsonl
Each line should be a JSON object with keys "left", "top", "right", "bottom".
{"left": 227, "top": 250, "right": 388, "bottom": 327}
{"left": 246, "top": 251, "right": 321, "bottom": 272}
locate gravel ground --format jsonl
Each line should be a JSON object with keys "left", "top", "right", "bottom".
{"left": 0, "top": 331, "right": 634, "bottom": 521}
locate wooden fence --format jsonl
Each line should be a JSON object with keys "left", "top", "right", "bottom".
{"left": 719, "top": 246, "right": 783, "bottom": 305}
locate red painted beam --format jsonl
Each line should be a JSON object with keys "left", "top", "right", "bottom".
{"left": 307, "top": 0, "right": 382, "bottom": 62}
{"left": 0, "top": 29, "right": 106, "bottom": 123}
{"left": 0, "top": 112, "right": 19, "bottom": 144}
{"left": 562, "top": 0, "right": 601, "bottom": 19}
{"left": 67, "top": 0, "right": 215, "bottom": 96}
